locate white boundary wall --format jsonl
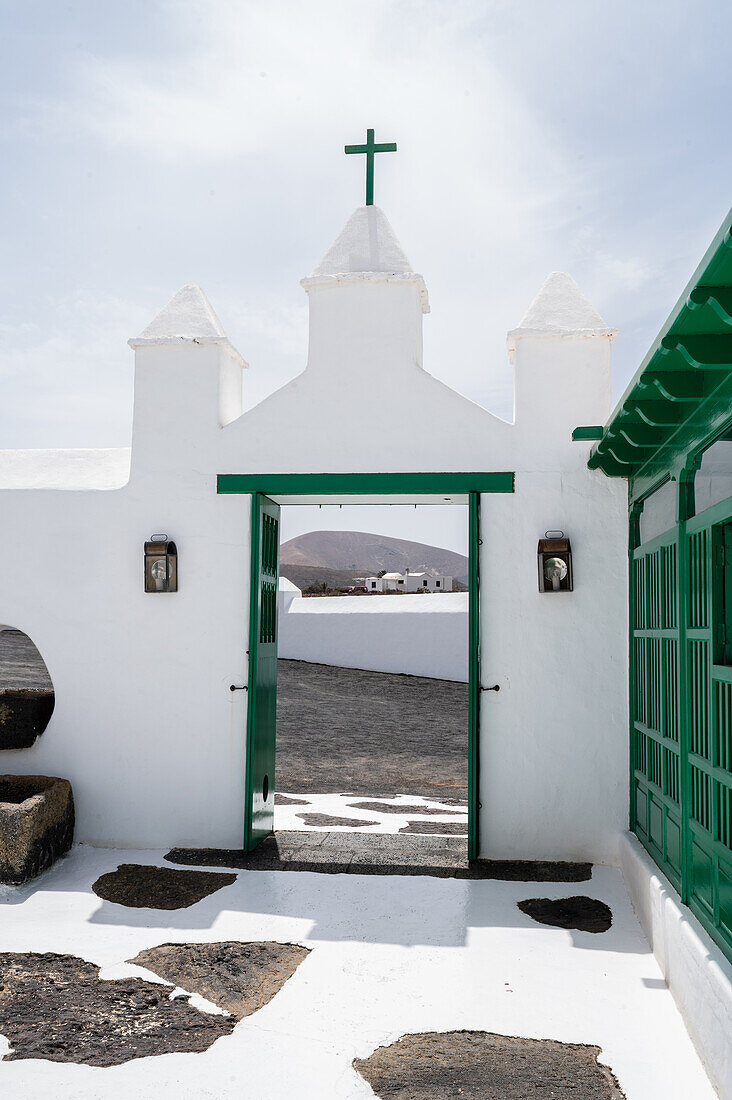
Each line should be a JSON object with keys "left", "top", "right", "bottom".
{"left": 619, "top": 832, "right": 732, "bottom": 1097}
{"left": 0, "top": 211, "right": 629, "bottom": 863}
{"left": 278, "top": 592, "right": 468, "bottom": 681}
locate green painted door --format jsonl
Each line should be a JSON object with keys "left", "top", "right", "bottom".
{"left": 245, "top": 493, "right": 280, "bottom": 850}
{"left": 631, "top": 490, "right": 732, "bottom": 959}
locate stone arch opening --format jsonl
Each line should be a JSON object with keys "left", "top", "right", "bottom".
{"left": 0, "top": 627, "right": 55, "bottom": 749}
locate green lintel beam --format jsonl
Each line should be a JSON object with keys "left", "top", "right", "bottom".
{"left": 217, "top": 472, "right": 516, "bottom": 495}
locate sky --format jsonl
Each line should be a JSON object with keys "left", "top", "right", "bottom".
{"left": 1, "top": 0, "right": 730, "bottom": 553}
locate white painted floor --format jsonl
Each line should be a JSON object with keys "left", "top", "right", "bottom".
{"left": 0, "top": 844, "right": 716, "bottom": 1099}
{"left": 275, "top": 791, "right": 468, "bottom": 834}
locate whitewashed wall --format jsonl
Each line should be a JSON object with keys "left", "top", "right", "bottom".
{"left": 0, "top": 210, "right": 630, "bottom": 863}
{"left": 278, "top": 593, "right": 468, "bottom": 681}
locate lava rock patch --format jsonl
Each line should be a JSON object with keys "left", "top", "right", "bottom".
{"left": 274, "top": 794, "right": 310, "bottom": 806}
{"left": 399, "top": 821, "right": 468, "bottom": 835}
{"left": 92, "top": 864, "right": 236, "bottom": 909}
{"left": 517, "top": 895, "right": 613, "bottom": 933}
{"left": 0, "top": 951, "right": 235, "bottom": 1066}
{"left": 130, "top": 941, "right": 309, "bottom": 1017}
{"left": 296, "top": 813, "right": 373, "bottom": 827}
{"left": 353, "top": 1030, "right": 626, "bottom": 1099}
{"left": 348, "top": 801, "right": 465, "bottom": 816}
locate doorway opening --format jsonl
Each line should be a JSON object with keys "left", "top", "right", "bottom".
{"left": 274, "top": 501, "right": 470, "bottom": 860}
{"left": 218, "top": 471, "right": 515, "bottom": 866}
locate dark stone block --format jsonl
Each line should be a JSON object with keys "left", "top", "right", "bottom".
{"left": 130, "top": 941, "right": 310, "bottom": 1018}
{"left": 399, "top": 821, "right": 469, "bottom": 835}
{"left": 354, "top": 1031, "right": 626, "bottom": 1098}
{"left": 349, "top": 801, "right": 465, "bottom": 815}
{"left": 0, "top": 951, "right": 235, "bottom": 1066}
{"left": 92, "top": 864, "right": 237, "bottom": 909}
{"left": 296, "top": 812, "right": 373, "bottom": 827}
{"left": 517, "top": 895, "right": 613, "bottom": 933}
{"left": 0, "top": 690, "right": 54, "bottom": 749}
{"left": 0, "top": 775, "right": 74, "bottom": 884}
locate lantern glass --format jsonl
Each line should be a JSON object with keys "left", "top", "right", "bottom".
{"left": 150, "top": 560, "right": 166, "bottom": 581}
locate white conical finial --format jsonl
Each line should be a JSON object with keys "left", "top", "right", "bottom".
{"left": 129, "top": 285, "right": 247, "bottom": 364}
{"left": 507, "top": 272, "right": 615, "bottom": 354}
{"left": 302, "top": 207, "right": 429, "bottom": 313}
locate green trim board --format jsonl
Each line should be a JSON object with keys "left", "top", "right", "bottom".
{"left": 589, "top": 207, "right": 732, "bottom": 485}
{"left": 218, "top": 472, "right": 515, "bottom": 496}
{"left": 572, "top": 426, "right": 604, "bottom": 441}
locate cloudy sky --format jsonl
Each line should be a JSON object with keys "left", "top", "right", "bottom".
{"left": 1, "top": 1, "right": 729, "bottom": 551}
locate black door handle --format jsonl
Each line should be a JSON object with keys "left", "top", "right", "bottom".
{"left": 230, "top": 684, "right": 248, "bottom": 692}
{"left": 481, "top": 684, "right": 500, "bottom": 692}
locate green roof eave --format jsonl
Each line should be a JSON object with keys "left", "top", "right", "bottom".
{"left": 589, "top": 207, "right": 732, "bottom": 485}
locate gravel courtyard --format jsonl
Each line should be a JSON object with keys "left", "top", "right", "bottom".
{"left": 275, "top": 659, "right": 468, "bottom": 799}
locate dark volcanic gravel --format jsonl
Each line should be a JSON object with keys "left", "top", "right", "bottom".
{"left": 130, "top": 941, "right": 309, "bottom": 1018}
{"left": 518, "top": 895, "right": 613, "bottom": 933}
{"left": 0, "top": 630, "right": 53, "bottom": 690}
{"left": 166, "top": 833, "right": 591, "bottom": 881}
{"left": 353, "top": 1031, "right": 626, "bottom": 1099}
{"left": 276, "top": 660, "right": 467, "bottom": 797}
{"left": 0, "top": 951, "right": 235, "bottom": 1066}
{"left": 92, "top": 864, "right": 236, "bottom": 909}
{"left": 274, "top": 794, "right": 310, "bottom": 806}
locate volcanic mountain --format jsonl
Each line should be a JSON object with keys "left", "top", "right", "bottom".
{"left": 279, "top": 531, "right": 468, "bottom": 591}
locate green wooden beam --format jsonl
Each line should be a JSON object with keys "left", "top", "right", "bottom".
{"left": 616, "top": 424, "right": 665, "bottom": 449}
{"left": 630, "top": 400, "right": 684, "bottom": 428}
{"left": 571, "top": 425, "right": 604, "bottom": 441}
{"left": 639, "top": 372, "right": 706, "bottom": 403}
{"left": 217, "top": 472, "right": 515, "bottom": 495}
{"left": 660, "top": 334, "right": 732, "bottom": 369}
{"left": 688, "top": 286, "right": 732, "bottom": 325}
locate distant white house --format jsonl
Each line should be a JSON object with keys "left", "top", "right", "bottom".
{"left": 365, "top": 571, "right": 452, "bottom": 593}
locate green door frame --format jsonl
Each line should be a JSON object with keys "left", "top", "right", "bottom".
{"left": 218, "top": 471, "right": 515, "bottom": 858}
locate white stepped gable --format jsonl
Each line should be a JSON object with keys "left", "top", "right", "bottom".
{"left": 507, "top": 271, "right": 615, "bottom": 352}
{"left": 302, "top": 206, "right": 429, "bottom": 313}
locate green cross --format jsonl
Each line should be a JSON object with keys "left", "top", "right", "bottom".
{"left": 344, "top": 128, "right": 397, "bottom": 206}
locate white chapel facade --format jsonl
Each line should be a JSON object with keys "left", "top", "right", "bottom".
{"left": 0, "top": 202, "right": 627, "bottom": 861}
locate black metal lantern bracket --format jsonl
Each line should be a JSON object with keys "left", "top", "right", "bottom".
{"left": 144, "top": 534, "right": 178, "bottom": 593}
{"left": 537, "top": 530, "right": 573, "bottom": 593}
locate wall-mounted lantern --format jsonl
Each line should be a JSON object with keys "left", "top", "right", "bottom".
{"left": 144, "top": 534, "right": 178, "bottom": 593}
{"left": 538, "top": 531, "right": 573, "bottom": 593}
